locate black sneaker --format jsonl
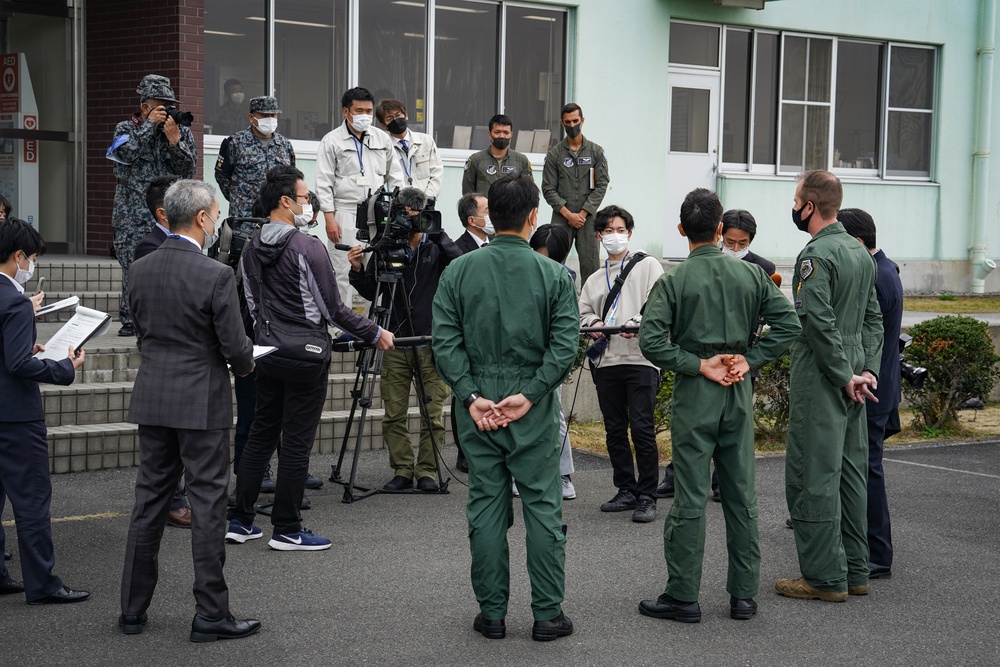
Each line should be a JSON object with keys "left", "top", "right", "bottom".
{"left": 632, "top": 495, "right": 657, "bottom": 523}
{"left": 305, "top": 473, "right": 323, "bottom": 490}
{"left": 600, "top": 489, "right": 637, "bottom": 512}
{"left": 654, "top": 463, "right": 674, "bottom": 499}
{"left": 260, "top": 464, "right": 275, "bottom": 494}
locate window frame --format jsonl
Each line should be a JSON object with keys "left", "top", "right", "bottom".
{"left": 776, "top": 31, "right": 834, "bottom": 177}
{"left": 830, "top": 38, "right": 883, "bottom": 180}
{"left": 882, "top": 41, "right": 937, "bottom": 181}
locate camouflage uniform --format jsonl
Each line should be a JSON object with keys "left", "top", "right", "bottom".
{"left": 214, "top": 97, "right": 295, "bottom": 219}
{"left": 108, "top": 75, "right": 196, "bottom": 328}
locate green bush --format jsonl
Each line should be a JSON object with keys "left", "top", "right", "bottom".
{"left": 753, "top": 350, "right": 792, "bottom": 440}
{"left": 653, "top": 370, "right": 675, "bottom": 435}
{"left": 902, "top": 315, "right": 1000, "bottom": 431}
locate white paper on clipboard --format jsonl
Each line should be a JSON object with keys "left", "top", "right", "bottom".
{"left": 34, "top": 306, "right": 112, "bottom": 360}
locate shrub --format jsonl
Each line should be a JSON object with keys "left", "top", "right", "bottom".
{"left": 902, "top": 315, "right": 1000, "bottom": 431}
{"left": 653, "top": 370, "right": 675, "bottom": 435}
{"left": 753, "top": 349, "right": 792, "bottom": 440}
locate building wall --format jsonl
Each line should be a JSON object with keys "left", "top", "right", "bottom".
{"left": 85, "top": 0, "right": 205, "bottom": 256}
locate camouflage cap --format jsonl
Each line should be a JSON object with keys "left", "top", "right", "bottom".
{"left": 249, "top": 96, "right": 282, "bottom": 114}
{"left": 137, "top": 74, "right": 179, "bottom": 103}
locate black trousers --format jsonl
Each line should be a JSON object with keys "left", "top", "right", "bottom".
{"left": 121, "top": 425, "right": 231, "bottom": 619}
{"left": 230, "top": 363, "right": 328, "bottom": 535}
{"left": 866, "top": 410, "right": 893, "bottom": 568}
{"left": 0, "top": 420, "right": 63, "bottom": 600}
{"left": 594, "top": 364, "right": 660, "bottom": 498}
{"left": 232, "top": 369, "right": 257, "bottom": 472}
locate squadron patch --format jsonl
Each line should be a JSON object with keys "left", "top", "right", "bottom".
{"left": 799, "top": 259, "right": 814, "bottom": 280}
{"left": 564, "top": 157, "right": 575, "bottom": 167}
{"left": 486, "top": 164, "right": 497, "bottom": 175}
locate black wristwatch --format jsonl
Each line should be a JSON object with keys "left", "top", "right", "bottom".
{"left": 463, "top": 392, "right": 481, "bottom": 409}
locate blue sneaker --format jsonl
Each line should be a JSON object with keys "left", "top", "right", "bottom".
{"left": 268, "top": 528, "right": 331, "bottom": 551}
{"left": 225, "top": 519, "right": 262, "bottom": 544}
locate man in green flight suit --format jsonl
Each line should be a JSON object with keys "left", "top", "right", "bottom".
{"left": 637, "top": 188, "right": 800, "bottom": 623}
{"left": 432, "top": 172, "right": 579, "bottom": 642}
{"left": 776, "top": 170, "right": 883, "bottom": 602}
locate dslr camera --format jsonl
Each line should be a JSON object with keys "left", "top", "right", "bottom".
{"left": 898, "top": 333, "right": 929, "bottom": 389}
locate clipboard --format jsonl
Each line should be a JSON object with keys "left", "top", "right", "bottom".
{"left": 34, "top": 305, "right": 112, "bottom": 360}
{"left": 35, "top": 295, "right": 80, "bottom": 317}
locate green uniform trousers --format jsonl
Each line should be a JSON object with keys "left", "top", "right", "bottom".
{"left": 461, "top": 392, "right": 565, "bottom": 622}
{"left": 381, "top": 347, "right": 448, "bottom": 480}
{"left": 665, "top": 374, "right": 760, "bottom": 601}
{"left": 786, "top": 344, "right": 870, "bottom": 592}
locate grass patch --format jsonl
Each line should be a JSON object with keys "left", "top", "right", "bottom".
{"left": 903, "top": 296, "right": 1000, "bottom": 314}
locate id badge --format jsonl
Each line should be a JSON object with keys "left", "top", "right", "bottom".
{"left": 356, "top": 174, "right": 372, "bottom": 187}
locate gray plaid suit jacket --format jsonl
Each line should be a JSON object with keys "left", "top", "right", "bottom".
{"left": 127, "top": 237, "right": 253, "bottom": 430}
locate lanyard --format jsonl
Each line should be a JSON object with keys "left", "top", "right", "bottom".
{"left": 397, "top": 144, "right": 413, "bottom": 184}
{"left": 351, "top": 135, "right": 365, "bottom": 176}
{"left": 604, "top": 251, "right": 629, "bottom": 317}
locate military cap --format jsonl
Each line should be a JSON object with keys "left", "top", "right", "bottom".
{"left": 136, "top": 74, "right": 179, "bottom": 103}
{"left": 250, "top": 96, "right": 282, "bottom": 114}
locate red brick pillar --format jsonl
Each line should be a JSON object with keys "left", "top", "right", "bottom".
{"left": 85, "top": 0, "right": 205, "bottom": 256}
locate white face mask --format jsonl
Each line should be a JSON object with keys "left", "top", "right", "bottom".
{"left": 294, "top": 203, "right": 314, "bottom": 229}
{"left": 255, "top": 117, "right": 277, "bottom": 136}
{"left": 202, "top": 213, "right": 221, "bottom": 250}
{"left": 471, "top": 215, "right": 494, "bottom": 236}
{"left": 231, "top": 92, "right": 245, "bottom": 105}
{"left": 14, "top": 253, "right": 34, "bottom": 285}
{"left": 351, "top": 113, "right": 373, "bottom": 133}
{"left": 721, "top": 245, "right": 750, "bottom": 260}
{"left": 601, "top": 233, "right": 629, "bottom": 256}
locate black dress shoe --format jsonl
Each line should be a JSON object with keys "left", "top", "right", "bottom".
{"left": 27, "top": 585, "right": 90, "bottom": 605}
{"left": 730, "top": 596, "right": 758, "bottom": 620}
{"left": 417, "top": 476, "right": 439, "bottom": 492}
{"left": 532, "top": 612, "right": 573, "bottom": 641}
{"left": 190, "top": 614, "right": 261, "bottom": 643}
{"left": 383, "top": 475, "right": 413, "bottom": 491}
{"left": 654, "top": 469, "right": 674, "bottom": 499}
{"left": 0, "top": 579, "right": 25, "bottom": 595}
{"left": 869, "top": 563, "right": 892, "bottom": 579}
{"left": 118, "top": 324, "right": 135, "bottom": 337}
{"left": 119, "top": 612, "right": 149, "bottom": 635}
{"left": 473, "top": 612, "right": 505, "bottom": 639}
{"left": 305, "top": 473, "right": 324, "bottom": 490}
{"left": 456, "top": 452, "right": 469, "bottom": 473}
{"left": 638, "top": 594, "right": 701, "bottom": 623}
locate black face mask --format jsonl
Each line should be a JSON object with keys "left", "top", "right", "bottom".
{"left": 565, "top": 124, "right": 582, "bottom": 139}
{"left": 491, "top": 136, "right": 510, "bottom": 150}
{"left": 387, "top": 117, "right": 407, "bottom": 135}
{"left": 791, "top": 203, "right": 813, "bottom": 232}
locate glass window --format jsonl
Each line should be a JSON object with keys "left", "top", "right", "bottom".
{"left": 433, "top": 1, "right": 499, "bottom": 149}
{"left": 359, "top": 0, "right": 427, "bottom": 134}
{"left": 779, "top": 35, "right": 831, "bottom": 173}
{"left": 782, "top": 36, "right": 831, "bottom": 103}
{"left": 204, "top": 0, "right": 267, "bottom": 136}
{"left": 752, "top": 33, "right": 779, "bottom": 165}
{"left": 669, "top": 22, "right": 720, "bottom": 68}
{"left": 670, "top": 87, "right": 711, "bottom": 153}
{"left": 887, "top": 45, "right": 935, "bottom": 177}
{"left": 274, "top": 0, "right": 348, "bottom": 140}
{"left": 722, "top": 29, "right": 752, "bottom": 163}
{"left": 834, "top": 41, "right": 882, "bottom": 170}
{"left": 503, "top": 6, "right": 566, "bottom": 152}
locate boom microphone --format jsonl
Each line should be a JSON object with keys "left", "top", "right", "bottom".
{"left": 770, "top": 273, "right": 782, "bottom": 288}
{"left": 396, "top": 187, "right": 427, "bottom": 212}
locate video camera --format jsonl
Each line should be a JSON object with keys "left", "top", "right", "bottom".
{"left": 899, "top": 333, "right": 929, "bottom": 389}
{"left": 164, "top": 105, "right": 194, "bottom": 127}
{"left": 356, "top": 186, "right": 442, "bottom": 247}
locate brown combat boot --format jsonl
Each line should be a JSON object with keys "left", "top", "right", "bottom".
{"left": 848, "top": 584, "right": 870, "bottom": 596}
{"left": 774, "top": 577, "right": 848, "bottom": 602}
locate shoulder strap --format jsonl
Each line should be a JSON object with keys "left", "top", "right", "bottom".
{"left": 601, "top": 252, "right": 647, "bottom": 323}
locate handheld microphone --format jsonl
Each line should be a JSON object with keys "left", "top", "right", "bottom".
{"left": 770, "top": 273, "right": 782, "bottom": 288}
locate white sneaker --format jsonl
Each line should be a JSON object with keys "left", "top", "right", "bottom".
{"left": 512, "top": 480, "right": 520, "bottom": 497}
{"left": 562, "top": 475, "right": 576, "bottom": 500}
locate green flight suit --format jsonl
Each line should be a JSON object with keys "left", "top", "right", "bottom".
{"left": 639, "top": 244, "right": 800, "bottom": 601}
{"left": 432, "top": 234, "right": 579, "bottom": 621}
{"left": 787, "top": 222, "right": 883, "bottom": 592}
{"left": 461, "top": 148, "right": 533, "bottom": 195}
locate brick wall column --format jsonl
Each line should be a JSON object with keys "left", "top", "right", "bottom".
{"left": 85, "top": 0, "right": 204, "bottom": 256}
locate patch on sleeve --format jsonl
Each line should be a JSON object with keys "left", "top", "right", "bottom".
{"left": 799, "top": 258, "right": 814, "bottom": 281}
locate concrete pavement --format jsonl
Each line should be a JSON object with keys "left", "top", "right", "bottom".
{"left": 2, "top": 440, "right": 999, "bottom": 666}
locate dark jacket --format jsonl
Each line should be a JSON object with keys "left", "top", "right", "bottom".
{"left": 455, "top": 230, "right": 483, "bottom": 254}
{"left": 133, "top": 224, "right": 168, "bottom": 261}
{"left": 871, "top": 249, "right": 903, "bottom": 416}
{"left": 349, "top": 231, "right": 461, "bottom": 337}
{"left": 744, "top": 250, "right": 776, "bottom": 276}
{"left": 242, "top": 223, "right": 378, "bottom": 342}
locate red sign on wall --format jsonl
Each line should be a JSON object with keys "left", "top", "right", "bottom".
{"left": 0, "top": 53, "right": 18, "bottom": 113}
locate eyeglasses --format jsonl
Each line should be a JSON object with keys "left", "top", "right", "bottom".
{"left": 383, "top": 111, "right": 405, "bottom": 122}
{"left": 288, "top": 194, "right": 310, "bottom": 202}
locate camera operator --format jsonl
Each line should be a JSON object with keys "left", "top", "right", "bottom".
{"left": 347, "top": 187, "right": 462, "bottom": 492}
{"left": 107, "top": 74, "right": 196, "bottom": 337}
{"left": 838, "top": 208, "right": 902, "bottom": 581}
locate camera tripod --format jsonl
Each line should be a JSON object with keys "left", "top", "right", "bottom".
{"left": 330, "top": 269, "right": 450, "bottom": 503}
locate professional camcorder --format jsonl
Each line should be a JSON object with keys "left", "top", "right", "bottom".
{"left": 164, "top": 105, "right": 194, "bottom": 127}
{"left": 356, "top": 186, "right": 442, "bottom": 246}
{"left": 898, "top": 333, "right": 929, "bottom": 389}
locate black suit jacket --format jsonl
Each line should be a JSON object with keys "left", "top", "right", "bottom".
{"left": 127, "top": 237, "right": 254, "bottom": 430}
{"left": 0, "top": 278, "right": 75, "bottom": 422}
{"left": 133, "top": 225, "right": 168, "bottom": 261}
{"left": 455, "top": 230, "right": 484, "bottom": 254}
{"left": 871, "top": 249, "right": 903, "bottom": 416}
{"left": 744, "top": 250, "right": 776, "bottom": 277}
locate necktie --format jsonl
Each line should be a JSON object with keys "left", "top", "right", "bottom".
{"left": 400, "top": 139, "right": 410, "bottom": 155}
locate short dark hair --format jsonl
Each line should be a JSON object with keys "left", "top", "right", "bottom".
{"left": 146, "top": 175, "right": 181, "bottom": 217}
{"left": 594, "top": 205, "right": 635, "bottom": 234}
{"left": 561, "top": 103, "right": 582, "bottom": 118}
{"left": 679, "top": 188, "right": 723, "bottom": 243}
{"left": 223, "top": 79, "right": 242, "bottom": 95}
{"left": 838, "top": 208, "right": 877, "bottom": 250}
{"left": 251, "top": 195, "right": 268, "bottom": 219}
{"left": 375, "top": 99, "right": 406, "bottom": 124}
{"left": 342, "top": 87, "right": 375, "bottom": 110}
{"left": 488, "top": 114, "right": 512, "bottom": 132}
{"left": 0, "top": 193, "right": 12, "bottom": 218}
{"left": 798, "top": 170, "right": 843, "bottom": 219}
{"left": 0, "top": 217, "right": 46, "bottom": 262}
{"left": 487, "top": 173, "right": 538, "bottom": 233}
{"left": 722, "top": 209, "right": 758, "bottom": 242}
{"left": 457, "top": 193, "right": 485, "bottom": 228}
{"left": 529, "top": 224, "right": 570, "bottom": 264}
{"left": 259, "top": 165, "right": 305, "bottom": 214}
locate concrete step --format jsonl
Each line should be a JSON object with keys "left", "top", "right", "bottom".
{"left": 45, "top": 405, "right": 455, "bottom": 474}
{"left": 32, "top": 256, "right": 122, "bottom": 293}
{"left": 37, "top": 291, "right": 120, "bottom": 322}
